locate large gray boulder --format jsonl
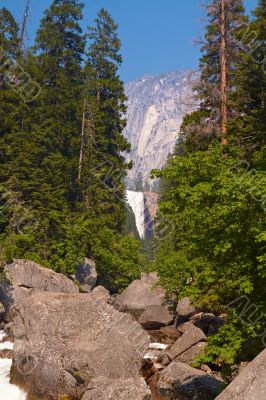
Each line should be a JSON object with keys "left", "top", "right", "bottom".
{"left": 82, "top": 377, "right": 151, "bottom": 400}
{"left": 76, "top": 258, "right": 97, "bottom": 292}
{"left": 118, "top": 272, "right": 165, "bottom": 316}
{"left": 0, "top": 259, "right": 78, "bottom": 309}
{"left": 216, "top": 348, "right": 266, "bottom": 400}
{"left": 11, "top": 291, "right": 150, "bottom": 400}
{"left": 158, "top": 323, "right": 206, "bottom": 366}
{"left": 138, "top": 305, "right": 174, "bottom": 330}
{"left": 157, "top": 361, "right": 222, "bottom": 399}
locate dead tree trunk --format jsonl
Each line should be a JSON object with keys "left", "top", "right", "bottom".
{"left": 78, "top": 99, "right": 87, "bottom": 183}
{"left": 18, "top": 0, "right": 30, "bottom": 52}
{"left": 220, "top": 0, "right": 228, "bottom": 144}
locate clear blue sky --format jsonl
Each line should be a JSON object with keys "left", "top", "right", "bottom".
{"left": 1, "top": 0, "right": 257, "bottom": 82}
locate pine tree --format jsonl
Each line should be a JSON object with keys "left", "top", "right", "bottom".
{"left": 0, "top": 7, "right": 19, "bottom": 57}
{"left": 0, "top": 7, "right": 20, "bottom": 145}
{"left": 0, "top": 8, "right": 25, "bottom": 255}
{"left": 186, "top": 0, "right": 247, "bottom": 148}
{"left": 83, "top": 8, "right": 131, "bottom": 231}
{"left": 0, "top": 1, "right": 86, "bottom": 263}
{"left": 229, "top": 0, "right": 266, "bottom": 155}
{"left": 152, "top": 0, "right": 266, "bottom": 375}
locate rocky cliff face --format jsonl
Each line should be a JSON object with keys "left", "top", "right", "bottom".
{"left": 123, "top": 71, "right": 195, "bottom": 190}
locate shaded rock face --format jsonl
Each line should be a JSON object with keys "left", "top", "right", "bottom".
{"left": 82, "top": 377, "right": 151, "bottom": 400}
{"left": 148, "top": 325, "right": 181, "bottom": 345}
{"left": 176, "top": 342, "right": 208, "bottom": 365}
{"left": 118, "top": 273, "right": 165, "bottom": 317}
{"left": 123, "top": 71, "right": 195, "bottom": 190}
{"left": 138, "top": 306, "right": 174, "bottom": 330}
{"left": 11, "top": 291, "right": 150, "bottom": 400}
{"left": 75, "top": 258, "right": 97, "bottom": 292}
{"left": 189, "top": 313, "right": 226, "bottom": 336}
{"left": 143, "top": 192, "right": 159, "bottom": 239}
{"left": 216, "top": 348, "right": 266, "bottom": 400}
{"left": 176, "top": 297, "right": 197, "bottom": 326}
{"left": 0, "top": 259, "right": 78, "bottom": 309}
{"left": 157, "top": 361, "right": 222, "bottom": 400}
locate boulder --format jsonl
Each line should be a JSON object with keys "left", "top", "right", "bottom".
{"left": 118, "top": 273, "right": 165, "bottom": 317}
{"left": 82, "top": 377, "right": 151, "bottom": 400}
{"left": 158, "top": 323, "right": 206, "bottom": 366}
{"left": 176, "top": 342, "right": 208, "bottom": 365}
{"left": 157, "top": 361, "right": 222, "bottom": 399}
{"left": 138, "top": 306, "right": 174, "bottom": 330}
{"left": 0, "top": 259, "right": 79, "bottom": 309}
{"left": 177, "top": 322, "right": 198, "bottom": 334}
{"left": 216, "top": 348, "right": 266, "bottom": 400}
{"left": 160, "top": 325, "right": 181, "bottom": 342}
{"left": 11, "top": 291, "right": 150, "bottom": 400}
{"left": 90, "top": 285, "right": 110, "bottom": 302}
{"left": 148, "top": 325, "right": 181, "bottom": 344}
{"left": 189, "top": 313, "right": 216, "bottom": 334}
{"left": 176, "top": 297, "right": 197, "bottom": 326}
{"left": 149, "top": 374, "right": 169, "bottom": 400}
{"left": 76, "top": 258, "right": 97, "bottom": 292}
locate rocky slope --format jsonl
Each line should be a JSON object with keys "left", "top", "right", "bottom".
{"left": 123, "top": 71, "right": 196, "bottom": 190}
{"left": 1, "top": 260, "right": 264, "bottom": 400}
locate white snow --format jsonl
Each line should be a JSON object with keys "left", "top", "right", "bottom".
{"left": 126, "top": 190, "right": 145, "bottom": 238}
{"left": 0, "top": 331, "right": 26, "bottom": 400}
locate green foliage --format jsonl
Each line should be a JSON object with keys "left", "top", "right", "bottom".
{"left": 193, "top": 310, "right": 264, "bottom": 381}
{"left": 0, "top": 3, "right": 141, "bottom": 292}
{"left": 153, "top": 144, "right": 266, "bottom": 309}
{"left": 229, "top": 0, "right": 266, "bottom": 156}
{"left": 151, "top": 1, "right": 266, "bottom": 373}
{"left": 153, "top": 144, "right": 266, "bottom": 372}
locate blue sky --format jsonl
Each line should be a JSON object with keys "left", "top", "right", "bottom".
{"left": 1, "top": 0, "right": 257, "bottom": 82}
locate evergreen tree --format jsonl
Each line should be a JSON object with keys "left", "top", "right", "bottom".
{"left": 0, "top": 8, "right": 29, "bottom": 263}
{"left": 0, "top": 7, "right": 19, "bottom": 57}
{"left": 0, "top": 1, "right": 86, "bottom": 263}
{"left": 182, "top": 0, "right": 247, "bottom": 149}
{"left": 229, "top": 0, "right": 266, "bottom": 155}
{"left": 0, "top": 5, "right": 142, "bottom": 290}
{"left": 82, "top": 8, "right": 131, "bottom": 231}
{"left": 152, "top": 0, "right": 266, "bottom": 376}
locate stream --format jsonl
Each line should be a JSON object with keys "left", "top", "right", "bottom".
{"left": 0, "top": 331, "right": 26, "bottom": 400}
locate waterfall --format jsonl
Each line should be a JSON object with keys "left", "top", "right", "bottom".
{"left": 0, "top": 331, "right": 26, "bottom": 400}
{"left": 126, "top": 190, "right": 145, "bottom": 238}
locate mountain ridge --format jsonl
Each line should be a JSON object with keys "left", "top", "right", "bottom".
{"left": 123, "top": 70, "right": 196, "bottom": 190}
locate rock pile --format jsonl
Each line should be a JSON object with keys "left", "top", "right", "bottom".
{"left": 1, "top": 262, "right": 264, "bottom": 400}
{"left": 115, "top": 275, "right": 224, "bottom": 399}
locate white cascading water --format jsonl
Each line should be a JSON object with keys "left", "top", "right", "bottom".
{"left": 0, "top": 331, "right": 26, "bottom": 400}
{"left": 126, "top": 190, "right": 145, "bottom": 238}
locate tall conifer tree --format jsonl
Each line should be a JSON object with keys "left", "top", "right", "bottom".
{"left": 83, "top": 9, "right": 131, "bottom": 231}
{"left": 229, "top": 0, "right": 266, "bottom": 155}
{"left": 181, "top": 0, "right": 247, "bottom": 149}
